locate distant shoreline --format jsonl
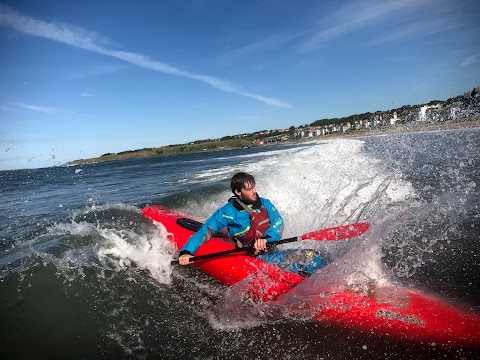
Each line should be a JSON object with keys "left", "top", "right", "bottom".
{"left": 66, "top": 119, "right": 480, "bottom": 166}
{"left": 324, "top": 118, "right": 480, "bottom": 140}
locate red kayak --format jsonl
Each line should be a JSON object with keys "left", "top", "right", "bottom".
{"left": 142, "top": 205, "right": 480, "bottom": 347}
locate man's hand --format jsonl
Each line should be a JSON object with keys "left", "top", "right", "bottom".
{"left": 178, "top": 254, "right": 193, "bottom": 265}
{"left": 254, "top": 238, "right": 267, "bottom": 251}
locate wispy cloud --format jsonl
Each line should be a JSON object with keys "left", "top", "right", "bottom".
{"left": 14, "top": 102, "right": 58, "bottom": 113}
{"left": 461, "top": 52, "right": 480, "bottom": 67}
{"left": 71, "top": 63, "right": 127, "bottom": 78}
{"left": 80, "top": 92, "right": 95, "bottom": 97}
{"left": 299, "top": 0, "right": 446, "bottom": 52}
{"left": 371, "top": 18, "right": 455, "bottom": 45}
{"left": 224, "top": 32, "right": 301, "bottom": 59}
{"left": 0, "top": 4, "right": 291, "bottom": 108}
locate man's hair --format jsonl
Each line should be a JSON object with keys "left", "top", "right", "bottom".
{"left": 231, "top": 172, "right": 255, "bottom": 194}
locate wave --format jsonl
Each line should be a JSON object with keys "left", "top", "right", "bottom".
{"left": 1, "top": 203, "right": 176, "bottom": 284}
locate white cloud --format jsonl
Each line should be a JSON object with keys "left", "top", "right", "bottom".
{"left": 14, "top": 102, "right": 58, "bottom": 113}
{"left": 71, "top": 63, "right": 127, "bottom": 78}
{"left": 299, "top": 0, "right": 445, "bottom": 52}
{"left": 223, "top": 32, "right": 301, "bottom": 59}
{"left": 80, "top": 92, "right": 94, "bottom": 97}
{"left": 461, "top": 52, "right": 480, "bottom": 67}
{"left": 0, "top": 4, "right": 292, "bottom": 109}
{"left": 371, "top": 18, "right": 456, "bottom": 45}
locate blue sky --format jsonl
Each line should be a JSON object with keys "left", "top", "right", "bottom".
{"left": 1, "top": 0, "right": 479, "bottom": 170}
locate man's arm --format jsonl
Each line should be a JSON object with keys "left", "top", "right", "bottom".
{"left": 178, "top": 206, "right": 231, "bottom": 264}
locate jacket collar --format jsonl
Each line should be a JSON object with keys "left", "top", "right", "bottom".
{"left": 229, "top": 194, "right": 261, "bottom": 211}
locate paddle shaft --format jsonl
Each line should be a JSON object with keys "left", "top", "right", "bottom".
{"left": 170, "top": 221, "right": 370, "bottom": 265}
{"left": 170, "top": 236, "right": 300, "bottom": 265}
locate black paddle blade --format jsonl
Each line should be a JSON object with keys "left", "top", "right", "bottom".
{"left": 176, "top": 217, "right": 203, "bottom": 232}
{"left": 176, "top": 217, "right": 225, "bottom": 238}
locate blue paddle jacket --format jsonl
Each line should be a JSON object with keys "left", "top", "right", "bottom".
{"left": 179, "top": 196, "right": 284, "bottom": 256}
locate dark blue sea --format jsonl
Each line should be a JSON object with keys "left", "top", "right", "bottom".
{"left": 1, "top": 128, "right": 479, "bottom": 359}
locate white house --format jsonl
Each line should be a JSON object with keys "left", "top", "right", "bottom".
{"left": 419, "top": 105, "right": 441, "bottom": 122}
{"left": 390, "top": 111, "right": 399, "bottom": 125}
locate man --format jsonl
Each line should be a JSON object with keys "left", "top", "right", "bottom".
{"left": 177, "top": 172, "right": 325, "bottom": 275}
{"left": 178, "top": 172, "right": 284, "bottom": 265}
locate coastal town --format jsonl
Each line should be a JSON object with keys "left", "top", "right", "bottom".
{"left": 67, "top": 87, "right": 479, "bottom": 166}
{"left": 251, "top": 86, "right": 480, "bottom": 146}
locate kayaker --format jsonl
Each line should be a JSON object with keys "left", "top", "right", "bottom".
{"left": 178, "top": 172, "right": 325, "bottom": 275}
{"left": 178, "top": 172, "right": 282, "bottom": 264}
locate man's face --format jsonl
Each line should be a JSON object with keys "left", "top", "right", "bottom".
{"left": 236, "top": 181, "right": 257, "bottom": 204}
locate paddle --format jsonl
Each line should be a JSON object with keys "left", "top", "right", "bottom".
{"left": 171, "top": 222, "right": 370, "bottom": 265}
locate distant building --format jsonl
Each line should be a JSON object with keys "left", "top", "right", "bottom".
{"left": 450, "top": 107, "right": 458, "bottom": 121}
{"left": 419, "top": 105, "right": 441, "bottom": 122}
{"left": 389, "top": 111, "right": 399, "bottom": 125}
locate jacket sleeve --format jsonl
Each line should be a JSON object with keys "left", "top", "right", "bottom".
{"left": 261, "top": 198, "right": 284, "bottom": 241}
{"left": 179, "top": 205, "right": 231, "bottom": 255}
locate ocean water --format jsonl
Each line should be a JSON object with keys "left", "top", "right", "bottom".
{"left": 1, "top": 128, "right": 479, "bottom": 359}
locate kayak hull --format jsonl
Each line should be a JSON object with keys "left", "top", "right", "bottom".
{"left": 142, "top": 205, "right": 480, "bottom": 347}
